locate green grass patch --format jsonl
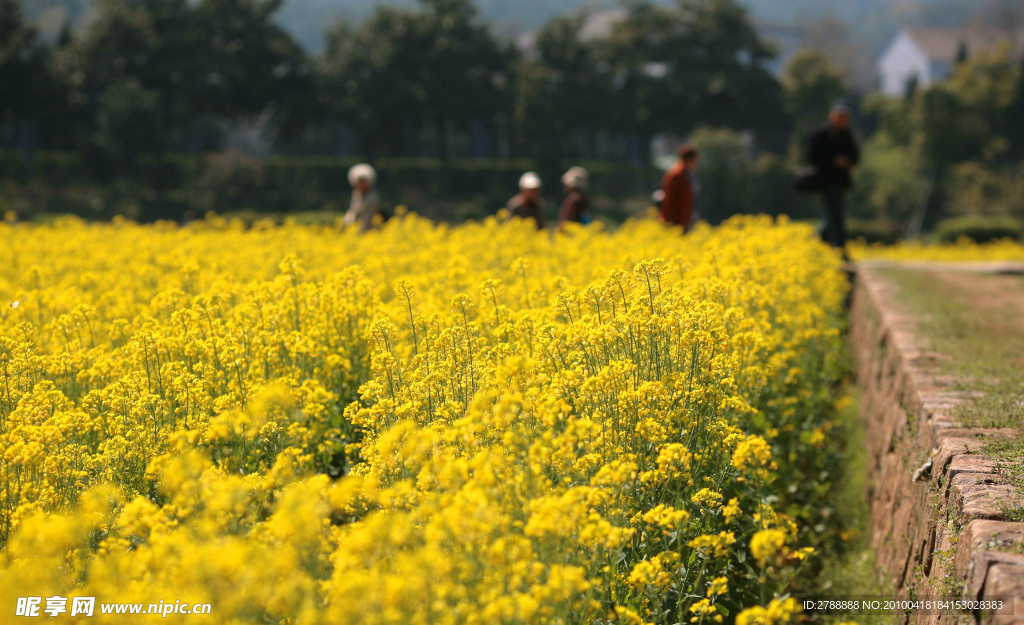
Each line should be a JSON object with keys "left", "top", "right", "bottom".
{"left": 877, "top": 267, "right": 1024, "bottom": 501}
{"left": 804, "top": 388, "right": 894, "bottom": 624}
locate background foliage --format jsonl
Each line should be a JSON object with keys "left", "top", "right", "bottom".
{"left": 2, "top": 0, "right": 1024, "bottom": 236}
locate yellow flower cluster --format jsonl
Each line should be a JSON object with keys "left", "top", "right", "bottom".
{"left": 0, "top": 213, "right": 847, "bottom": 623}
{"left": 750, "top": 529, "right": 787, "bottom": 565}
{"left": 736, "top": 598, "right": 801, "bottom": 625}
{"left": 850, "top": 238, "right": 1024, "bottom": 262}
{"left": 732, "top": 435, "right": 777, "bottom": 481}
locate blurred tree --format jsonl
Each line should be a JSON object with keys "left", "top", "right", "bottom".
{"left": 1, "top": 0, "right": 50, "bottom": 122}
{"left": 319, "top": 12, "right": 423, "bottom": 158}
{"left": 942, "top": 46, "right": 1021, "bottom": 163}
{"left": 60, "top": 0, "right": 311, "bottom": 158}
{"left": 913, "top": 49, "right": 1021, "bottom": 171}
{"left": 797, "top": 15, "right": 874, "bottom": 93}
{"left": 782, "top": 50, "right": 846, "bottom": 141}
{"left": 93, "top": 77, "right": 163, "bottom": 174}
{"left": 955, "top": 40, "right": 969, "bottom": 66}
{"left": 58, "top": 0, "right": 191, "bottom": 126}
{"left": 1006, "top": 55, "right": 1024, "bottom": 160}
{"left": 193, "top": 149, "right": 267, "bottom": 212}
{"left": 604, "top": 0, "right": 786, "bottom": 151}
{"left": 686, "top": 125, "right": 757, "bottom": 224}
{"left": 512, "top": 11, "right": 611, "bottom": 173}
{"left": 190, "top": 0, "right": 313, "bottom": 129}
{"left": 416, "top": 0, "right": 513, "bottom": 161}
{"left": 320, "top": 0, "right": 513, "bottom": 161}
{"left": 861, "top": 93, "right": 915, "bottom": 147}
{"left": 856, "top": 48, "right": 1023, "bottom": 232}
{"left": 847, "top": 134, "right": 926, "bottom": 223}
{"left": 945, "top": 161, "right": 1024, "bottom": 218}
{"left": 915, "top": 87, "right": 988, "bottom": 169}
{"left": 1, "top": 0, "right": 72, "bottom": 179}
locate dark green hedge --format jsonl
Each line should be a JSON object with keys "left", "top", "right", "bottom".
{"left": 0, "top": 150, "right": 658, "bottom": 221}
{"left": 933, "top": 215, "right": 1023, "bottom": 244}
{"left": 846, "top": 218, "right": 904, "bottom": 245}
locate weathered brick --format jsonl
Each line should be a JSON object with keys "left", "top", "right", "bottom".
{"left": 851, "top": 267, "right": 1024, "bottom": 599}
{"left": 954, "top": 520, "right": 1024, "bottom": 579}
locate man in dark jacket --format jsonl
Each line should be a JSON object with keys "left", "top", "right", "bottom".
{"left": 808, "top": 103, "right": 860, "bottom": 251}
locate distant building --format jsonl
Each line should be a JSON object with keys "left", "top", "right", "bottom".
{"left": 877, "top": 27, "right": 1024, "bottom": 97}
{"left": 577, "top": 8, "right": 626, "bottom": 41}
{"left": 514, "top": 8, "right": 671, "bottom": 80}
{"left": 514, "top": 8, "right": 626, "bottom": 57}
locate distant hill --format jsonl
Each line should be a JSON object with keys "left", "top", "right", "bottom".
{"left": 20, "top": 0, "right": 997, "bottom": 58}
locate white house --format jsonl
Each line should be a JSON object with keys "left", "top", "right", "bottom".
{"left": 877, "top": 27, "right": 1024, "bottom": 97}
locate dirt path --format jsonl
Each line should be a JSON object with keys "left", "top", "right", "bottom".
{"left": 929, "top": 270, "right": 1024, "bottom": 334}
{"left": 876, "top": 265, "right": 1024, "bottom": 371}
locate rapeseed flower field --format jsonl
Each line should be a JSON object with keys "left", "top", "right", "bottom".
{"left": 850, "top": 238, "right": 1024, "bottom": 262}
{"left": 0, "top": 213, "right": 850, "bottom": 624}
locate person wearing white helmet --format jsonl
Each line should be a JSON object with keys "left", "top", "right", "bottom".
{"left": 344, "top": 163, "right": 381, "bottom": 232}
{"left": 506, "top": 171, "right": 545, "bottom": 230}
{"left": 558, "top": 166, "right": 590, "bottom": 228}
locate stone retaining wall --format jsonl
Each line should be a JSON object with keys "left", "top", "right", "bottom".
{"left": 850, "top": 266, "right": 1024, "bottom": 625}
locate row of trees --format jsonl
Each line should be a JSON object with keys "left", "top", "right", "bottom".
{"left": 663, "top": 43, "right": 1024, "bottom": 233}
{"left": 851, "top": 47, "right": 1024, "bottom": 232}
{"left": 3, "top": 0, "right": 312, "bottom": 174}
{"left": 8, "top": 0, "right": 1021, "bottom": 230}
{"left": 1, "top": 0, "right": 821, "bottom": 173}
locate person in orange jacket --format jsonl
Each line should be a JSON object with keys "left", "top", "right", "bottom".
{"left": 660, "top": 145, "right": 699, "bottom": 232}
